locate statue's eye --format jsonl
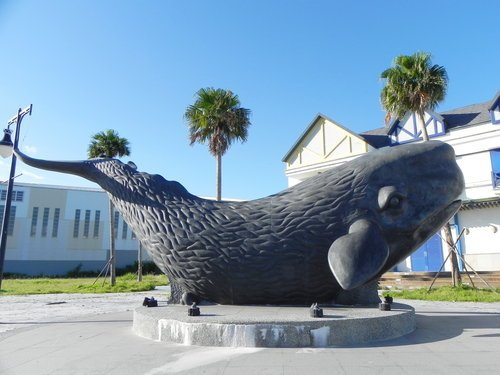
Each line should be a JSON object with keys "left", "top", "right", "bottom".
{"left": 378, "top": 186, "right": 406, "bottom": 211}
{"left": 387, "top": 195, "right": 402, "bottom": 209}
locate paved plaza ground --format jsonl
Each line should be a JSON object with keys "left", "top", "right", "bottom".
{"left": 0, "top": 289, "right": 499, "bottom": 374}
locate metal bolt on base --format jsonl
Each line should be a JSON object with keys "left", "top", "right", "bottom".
{"left": 310, "top": 302, "right": 324, "bottom": 317}
{"left": 188, "top": 302, "right": 200, "bottom": 316}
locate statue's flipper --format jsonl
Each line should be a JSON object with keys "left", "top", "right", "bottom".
{"left": 328, "top": 219, "right": 389, "bottom": 290}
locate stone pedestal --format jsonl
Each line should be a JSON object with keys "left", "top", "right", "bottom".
{"left": 133, "top": 303, "right": 415, "bottom": 347}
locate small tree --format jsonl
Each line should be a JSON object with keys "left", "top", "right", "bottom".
{"left": 184, "top": 88, "right": 251, "bottom": 201}
{"left": 88, "top": 129, "right": 130, "bottom": 286}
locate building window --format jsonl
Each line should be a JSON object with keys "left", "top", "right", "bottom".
{"left": 1, "top": 190, "right": 24, "bottom": 202}
{"left": 0, "top": 205, "right": 16, "bottom": 236}
{"left": 491, "top": 101, "right": 500, "bottom": 124}
{"left": 73, "top": 209, "right": 81, "bottom": 238}
{"left": 122, "top": 220, "right": 128, "bottom": 239}
{"left": 41, "top": 208, "right": 50, "bottom": 237}
{"left": 93, "top": 210, "right": 100, "bottom": 238}
{"left": 491, "top": 150, "right": 500, "bottom": 189}
{"left": 114, "top": 211, "right": 119, "bottom": 238}
{"left": 131, "top": 231, "right": 136, "bottom": 240}
{"left": 9, "top": 206, "right": 16, "bottom": 235}
{"left": 30, "top": 207, "right": 39, "bottom": 237}
{"left": 52, "top": 208, "right": 60, "bottom": 238}
{"left": 83, "top": 210, "right": 91, "bottom": 238}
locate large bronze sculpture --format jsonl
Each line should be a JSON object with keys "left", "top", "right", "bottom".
{"left": 15, "top": 140, "right": 464, "bottom": 305}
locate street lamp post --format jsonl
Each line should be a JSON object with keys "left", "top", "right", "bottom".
{"left": 0, "top": 105, "right": 32, "bottom": 288}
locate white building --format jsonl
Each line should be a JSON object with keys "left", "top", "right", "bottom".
{"left": 2, "top": 182, "right": 146, "bottom": 276}
{"left": 283, "top": 91, "right": 500, "bottom": 272}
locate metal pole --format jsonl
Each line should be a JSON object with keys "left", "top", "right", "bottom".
{"left": 109, "top": 199, "right": 116, "bottom": 286}
{"left": 0, "top": 105, "right": 32, "bottom": 288}
{"left": 137, "top": 242, "right": 143, "bottom": 282}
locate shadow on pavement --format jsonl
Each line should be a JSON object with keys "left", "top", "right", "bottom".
{"left": 358, "top": 311, "right": 500, "bottom": 348}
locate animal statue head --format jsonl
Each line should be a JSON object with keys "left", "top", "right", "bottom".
{"left": 15, "top": 140, "right": 464, "bottom": 305}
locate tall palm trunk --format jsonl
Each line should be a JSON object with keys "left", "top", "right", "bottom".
{"left": 109, "top": 199, "right": 116, "bottom": 286}
{"left": 216, "top": 153, "right": 222, "bottom": 201}
{"left": 417, "top": 111, "right": 430, "bottom": 141}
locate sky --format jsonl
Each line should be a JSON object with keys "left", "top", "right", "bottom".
{"left": 0, "top": 0, "right": 498, "bottom": 200}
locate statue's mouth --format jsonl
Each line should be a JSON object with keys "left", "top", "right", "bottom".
{"left": 412, "top": 200, "right": 462, "bottom": 243}
{"left": 383, "top": 199, "right": 462, "bottom": 271}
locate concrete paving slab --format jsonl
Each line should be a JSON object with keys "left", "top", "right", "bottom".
{"left": 0, "top": 292, "right": 499, "bottom": 374}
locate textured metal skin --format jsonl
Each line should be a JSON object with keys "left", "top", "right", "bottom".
{"left": 15, "top": 141, "right": 464, "bottom": 305}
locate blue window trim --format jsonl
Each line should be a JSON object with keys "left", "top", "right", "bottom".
{"left": 493, "top": 172, "right": 500, "bottom": 189}
{"left": 396, "top": 123, "right": 416, "bottom": 138}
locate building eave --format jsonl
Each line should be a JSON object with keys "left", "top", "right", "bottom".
{"left": 460, "top": 197, "right": 500, "bottom": 211}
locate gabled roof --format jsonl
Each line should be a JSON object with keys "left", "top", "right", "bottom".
{"left": 282, "top": 113, "right": 368, "bottom": 162}
{"left": 440, "top": 100, "right": 491, "bottom": 129}
{"left": 359, "top": 127, "right": 391, "bottom": 148}
{"left": 363, "top": 95, "right": 496, "bottom": 145}
{"left": 284, "top": 92, "right": 499, "bottom": 160}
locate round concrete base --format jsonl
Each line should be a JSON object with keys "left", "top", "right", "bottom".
{"left": 133, "top": 303, "right": 415, "bottom": 347}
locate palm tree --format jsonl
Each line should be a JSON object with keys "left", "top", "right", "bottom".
{"left": 88, "top": 129, "right": 131, "bottom": 158}
{"left": 381, "top": 53, "right": 460, "bottom": 285}
{"left": 380, "top": 52, "right": 448, "bottom": 141}
{"left": 88, "top": 129, "right": 130, "bottom": 285}
{"left": 184, "top": 88, "right": 251, "bottom": 201}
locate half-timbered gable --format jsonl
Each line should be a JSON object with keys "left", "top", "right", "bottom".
{"left": 388, "top": 111, "right": 446, "bottom": 144}
{"left": 282, "top": 114, "right": 371, "bottom": 185}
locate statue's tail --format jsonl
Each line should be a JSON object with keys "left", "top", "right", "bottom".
{"left": 14, "top": 147, "right": 100, "bottom": 184}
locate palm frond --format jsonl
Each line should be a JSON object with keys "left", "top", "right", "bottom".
{"left": 88, "top": 129, "right": 130, "bottom": 159}
{"left": 380, "top": 52, "right": 448, "bottom": 121}
{"left": 184, "top": 87, "right": 251, "bottom": 156}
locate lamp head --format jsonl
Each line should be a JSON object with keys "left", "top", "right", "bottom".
{"left": 0, "top": 129, "right": 13, "bottom": 158}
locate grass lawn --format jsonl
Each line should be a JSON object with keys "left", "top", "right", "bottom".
{"left": 3, "top": 275, "right": 499, "bottom": 302}
{"left": 0, "top": 273, "right": 168, "bottom": 295}
{"left": 383, "top": 284, "right": 500, "bottom": 303}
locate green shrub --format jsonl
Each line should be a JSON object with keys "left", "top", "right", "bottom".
{"left": 117, "top": 261, "right": 162, "bottom": 276}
